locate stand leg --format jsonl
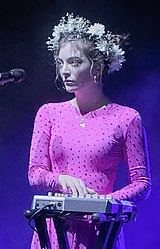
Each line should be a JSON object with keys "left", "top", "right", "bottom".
{"left": 52, "top": 216, "right": 70, "bottom": 249}
{"left": 93, "top": 213, "right": 125, "bottom": 249}
{"left": 34, "top": 215, "right": 51, "bottom": 249}
{"left": 106, "top": 220, "right": 124, "bottom": 249}
{"left": 95, "top": 220, "right": 115, "bottom": 249}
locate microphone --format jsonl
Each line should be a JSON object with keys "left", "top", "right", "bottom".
{"left": 0, "top": 68, "right": 26, "bottom": 86}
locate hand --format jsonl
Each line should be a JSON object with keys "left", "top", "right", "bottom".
{"left": 58, "top": 174, "right": 96, "bottom": 195}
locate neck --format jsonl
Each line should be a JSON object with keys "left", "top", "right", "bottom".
{"left": 72, "top": 84, "right": 110, "bottom": 114}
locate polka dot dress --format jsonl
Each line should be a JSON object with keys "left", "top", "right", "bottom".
{"left": 28, "top": 101, "right": 151, "bottom": 249}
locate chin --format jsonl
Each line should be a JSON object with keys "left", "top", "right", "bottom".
{"left": 65, "top": 86, "right": 80, "bottom": 93}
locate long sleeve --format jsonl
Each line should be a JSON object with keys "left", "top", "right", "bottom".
{"left": 28, "top": 104, "right": 60, "bottom": 191}
{"left": 112, "top": 114, "right": 151, "bottom": 202}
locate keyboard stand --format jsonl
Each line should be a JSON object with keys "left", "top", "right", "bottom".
{"left": 34, "top": 213, "right": 52, "bottom": 249}
{"left": 94, "top": 218, "right": 124, "bottom": 249}
{"left": 29, "top": 211, "right": 124, "bottom": 249}
{"left": 52, "top": 216, "right": 70, "bottom": 249}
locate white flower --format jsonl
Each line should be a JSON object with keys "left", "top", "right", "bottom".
{"left": 67, "top": 23, "right": 75, "bottom": 32}
{"left": 96, "top": 40, "right": 108, "bottom": 52}
{"left": 78, "top": 17, "right": 87, "bottom": 28}
{"left": 107, "top": 44, "right": 126, "bottom": 73}
{"left": 87, "top": 23, "right": 105, "bottom": 37}
{"left": 46, "top": 38, "right": 54, "bottom": 51}
{"left": 111, "top": 44, "right": 125, "bottom": 57}
{"left": 108, "top": 57, "right": 125, "bottom": 73}
{"left": 108, "top": 60, "right": 122, "bottom": 73}
{"left": 46, "top": 13, "right": 127, "bottom": 73}
{"left": 52, "top": 26, "right": 61, "bottom": 40}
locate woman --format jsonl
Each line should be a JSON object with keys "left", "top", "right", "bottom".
{"left": 28, "top": 13, "right": 151, "bottom": 249}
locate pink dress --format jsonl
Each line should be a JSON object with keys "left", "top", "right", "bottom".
{"left": 28, "top": 101, "right": 151, "bottom": 249}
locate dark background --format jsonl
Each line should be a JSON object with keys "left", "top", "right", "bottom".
{"left": 0, "top": 0, "right": 159, "bottom": 248}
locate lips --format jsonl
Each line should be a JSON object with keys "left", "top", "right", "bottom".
{"left": 64, "top": 80, "right": 75, "bottom": 86}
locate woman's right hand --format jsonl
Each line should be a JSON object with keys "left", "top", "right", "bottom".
{"left": 58, "top": 174, "right": 96, "bottom": 195}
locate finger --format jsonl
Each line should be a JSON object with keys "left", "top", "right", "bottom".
{"left": 67, "top": 179, "right": 78, "bottom": 195}
{"left": 58, "top": 175, "right": 68, "bottom": 191}
{"left": 60, "top": 181, "right": 68, "bottom": 192}
{"left": 78, "top": 179, "right": 88, "bottom": 195}
{"left": 73, "top": 181, "right": 85, "bottom": 195}
{"left": 86, "top": 187, "right": 97, "bottom": 194}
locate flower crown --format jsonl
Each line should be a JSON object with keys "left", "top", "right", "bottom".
{"left": 46, "top": 13, "right": 127, "bottom": 73}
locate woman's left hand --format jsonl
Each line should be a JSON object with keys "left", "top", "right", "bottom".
{"left": 58, "top": 174, "right": 96, "bottom": 195}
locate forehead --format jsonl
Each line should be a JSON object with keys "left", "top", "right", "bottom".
{"left": 58, "top": 41, "right": 85, "bottom": 59}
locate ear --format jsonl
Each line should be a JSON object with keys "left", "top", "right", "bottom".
{"left": 93, "top": 63, "right": 100, "bottom": 74}
{"left": 93, "top": 62, "right": 104, "bottom": 75}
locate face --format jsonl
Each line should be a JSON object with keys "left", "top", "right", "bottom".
{"left": 57, "top": 42, "right": 94, "bottom": 93}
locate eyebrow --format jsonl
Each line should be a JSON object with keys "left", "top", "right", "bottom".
{"left": 57, "top": 56, "right": 83, "bottom": 61}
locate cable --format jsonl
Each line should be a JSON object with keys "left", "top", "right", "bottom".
{"left": 28, "top": 204, "right": 55, "bottom": 233}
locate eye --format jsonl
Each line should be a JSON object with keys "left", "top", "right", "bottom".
{"left": 70, "top": 59, "right": 82, "bottom": 67}
{"left": 72, "top": 61, "right": 79, "bottom": 66}
{"left": 57, "top": 60, "right": 63, "bottom": 68}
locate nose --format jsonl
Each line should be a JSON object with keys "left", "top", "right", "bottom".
{"left": 60, "top": 63, "right": 71, "bottom": 79}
